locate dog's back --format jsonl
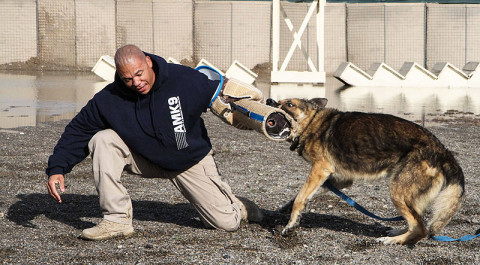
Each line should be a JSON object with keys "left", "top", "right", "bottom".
{"left": 323, "top": 110, "right": 463, "bottom": 185}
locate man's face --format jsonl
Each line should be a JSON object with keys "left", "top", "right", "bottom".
{"left": 117, "top": 56, "right": 155, "bottom": 95}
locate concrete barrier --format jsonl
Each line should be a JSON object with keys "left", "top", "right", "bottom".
{"left": 335, "top": 61, "right": 480, "bottom": 88}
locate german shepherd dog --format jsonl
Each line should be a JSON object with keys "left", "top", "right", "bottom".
{"left": 266, "top": 98, "right": 464, "bottom": 245}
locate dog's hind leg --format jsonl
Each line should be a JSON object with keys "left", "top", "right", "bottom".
{"left": 377, "top": 162, "right": 445, "bottom": 245}
{"left": 281, "top": 161, "right": 333, "bottom": 236}
{"left": 376, "top": 201, "right": 427, "bottom": 245}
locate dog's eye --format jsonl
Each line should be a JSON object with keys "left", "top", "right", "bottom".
{"left": 286, "top": 102, "right": 295, "bottom": 108}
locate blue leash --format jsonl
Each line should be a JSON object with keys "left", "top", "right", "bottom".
{"left": 431, "top": 234, "right": 480, "bottom": 242}
{"left": 322, "top": 180, "right": 404, "bottom": 222}
{"left": 322, "top": 179, "right": 480, "bottom": 242}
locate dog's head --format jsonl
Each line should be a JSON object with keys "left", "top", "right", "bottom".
{"left": 266, "top": 98, "right": 328, "bottom": 147}
{"left": 266, "top": 98, "right": 328, "bottom": 123}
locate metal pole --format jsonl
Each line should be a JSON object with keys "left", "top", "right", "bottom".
{"left": 74, "top": 0, "right": 77, "bottom": 67}
{"left": 465, "top": 5, "right": 467, "bottom": 66}
{"left": 36, "top": 0, "right": 40, "bottom": 58}
{"left": 152, "top": 1, "right": 155, "bottom": 53}
{"left": 424, "top": 4, "right": 427, "bottom": 69}
{"left": 317, "top": 0, "right": 325, "bottom": 73}
{"left": 272, "top": 0, "right": 280, "bottom": 73}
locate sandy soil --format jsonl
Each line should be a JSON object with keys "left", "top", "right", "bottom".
{"left": 1, "top": 111, "right": 480, "bottom": 264}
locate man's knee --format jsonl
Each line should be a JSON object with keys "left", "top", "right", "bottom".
{"left": 88, "top": 129, "right": 119, "bottom": 152}
{"left": 204, "top": 204, "right": 242, "bottom": 232}
{"left": 213, "top": 214, "right": 241, "bottom": 232}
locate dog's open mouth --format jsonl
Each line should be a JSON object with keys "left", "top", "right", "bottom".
{"left": 264, "top": 98, "right": 294, "bottom": 139}
{"left": 265, "top": 112, "right": 291, "bottom": 139}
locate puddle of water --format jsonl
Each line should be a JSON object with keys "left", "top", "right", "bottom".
{"left": 0, "top": 71, "right": 479, "bottom": 129}
{"left": 0, "top": 71, "right": 108, "bottom": 128}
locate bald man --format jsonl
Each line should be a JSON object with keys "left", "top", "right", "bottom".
{"left": 46, "top": 45, "right": 263, "bottom": 240}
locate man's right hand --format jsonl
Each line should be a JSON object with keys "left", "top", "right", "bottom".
{"left": 47, "top": 174, "right": 65, "bottom": 203}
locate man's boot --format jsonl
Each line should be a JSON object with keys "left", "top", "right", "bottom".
{"left": 80, "top": 219, "right": 134, "bottom": 240}
{"left": 234, "top": 196, "right": 264, "bottom": 223}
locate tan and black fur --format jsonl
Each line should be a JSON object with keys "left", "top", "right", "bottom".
{"left": 266, "top": 98, "right": 464, "bottom": 245}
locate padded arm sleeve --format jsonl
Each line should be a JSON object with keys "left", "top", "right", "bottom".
{"left": 196, "top": 65, "right": 294, "bottom": 141}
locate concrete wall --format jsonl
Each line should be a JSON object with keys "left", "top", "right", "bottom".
{"left": 37, "top": 0, "right": 76, "bottom": 66}
{"left": 76, "top": 0, "right": 117, "bottom": 67}
{"left": 194, "top": 1, "right": 233, "bottom": 70}
{"left": 385, "top": 4, "right": 425, "bottom": 71}
{"left": 466, "top": 5, "right": 480, "bottom": 65}
{"left": 194, "top": 1, "right": 271, "bottom": 70}
{"left": 232, "top": 1, "right": 271, "bottom": 70}
{"left": 153, "top": 0, "right": 193, "bottom": 62}
{"left": 116, "top": 0, "right": 154, "bottom": 53}
{"left": 347, "top": 4, "right": 384, "bottom": 71}
{"left": 325, "top": 4, "right": 346, "bottom": 74}
{"left": 426, "top": 4, "right": 465, "bottom": 70}
{"left": 345, "top": 3, "right": 426, "bottom": 71}
{"left": 0, "top": 0, "right": 37, "bottom": 65}
{"left": 1, "top": 0, "right": 480, "bottom": 74}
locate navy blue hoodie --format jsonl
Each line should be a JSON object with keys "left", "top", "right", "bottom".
{"left": 46, "top": 53, "right": 219, "bottom": 175}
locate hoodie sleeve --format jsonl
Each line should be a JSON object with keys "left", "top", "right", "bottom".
{"left": 46, "top": 97, "right": 107, "bottom": 176}
{"left": 192, "top": 69, "right": 221, "bottom": 112}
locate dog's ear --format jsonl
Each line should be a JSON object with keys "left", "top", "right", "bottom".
{"left": 310, "top": 98, "right": 328, "bottom": 109}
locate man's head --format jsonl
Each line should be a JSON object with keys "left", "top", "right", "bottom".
{"left": 114, "top": 45, "right": 155, "bottom": 95}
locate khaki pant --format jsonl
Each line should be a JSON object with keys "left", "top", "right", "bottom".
{"left": 88, "top": 129, "right": 242, "bottom": 231}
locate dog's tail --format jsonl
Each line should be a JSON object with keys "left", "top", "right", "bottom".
{"left": 427, "top": 160, "right": 465, "bottom": 237}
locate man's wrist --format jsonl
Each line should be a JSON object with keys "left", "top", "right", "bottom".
{"left": 46, "top": 167, "right": 64, "bottom": 177}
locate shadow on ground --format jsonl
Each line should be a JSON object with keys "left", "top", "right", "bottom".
{"left": 261, "top": 208, "right": 390, "bottom": 236}
{"left": 8, "top": 193, "right": 392, "bottom": 242}
{"left": 7, "top": 193, "right": 202, "bottom": 230}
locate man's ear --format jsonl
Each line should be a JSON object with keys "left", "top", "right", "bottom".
{"left": 145, "top": 56, "right": 153, "bottom": 68}
{"left": 310, "top": 98, "right": 328, "bottom": 108}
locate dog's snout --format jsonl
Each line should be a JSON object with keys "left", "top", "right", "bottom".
{"left": 266, "top": 98, "right": 278, "bottom": 107}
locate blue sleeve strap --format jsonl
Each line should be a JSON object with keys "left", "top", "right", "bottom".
{"left": 195, "top": 65, "right": 224, "bottom": 108}
{"left": 229, "top": 102, "right": 265, "bottom": 122}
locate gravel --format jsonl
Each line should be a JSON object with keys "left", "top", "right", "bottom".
{"left": 1, "top": 111, "right": 480, "bottom": 264}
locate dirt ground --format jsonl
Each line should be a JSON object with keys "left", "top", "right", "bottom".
{"left": 1, "top": 109, "right": 480, "bottom": 264}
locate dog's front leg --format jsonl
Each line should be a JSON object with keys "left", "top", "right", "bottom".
{"left": 282, "top": 161, "right": 332, "bottom": 236}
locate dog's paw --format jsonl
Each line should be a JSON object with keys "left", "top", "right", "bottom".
{"left": 376, "top": 236, "right": 395, "bottom": 245}
{"left": 281, "top": 226, "right": 295, "bottom": 236}
{"left": 376, "top": 236, "right": 401, "bottom": 245}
